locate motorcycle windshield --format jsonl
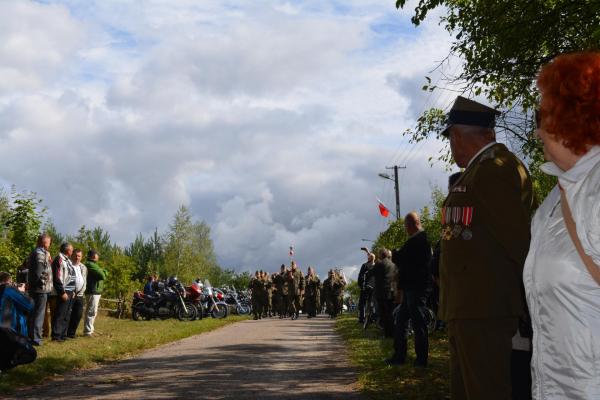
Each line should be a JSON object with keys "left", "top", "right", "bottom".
{"left": 204, "top": 280, "right": 213, "bottom": 296}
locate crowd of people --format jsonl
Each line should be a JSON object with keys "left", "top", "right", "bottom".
{"left": 356, "top": 52, "right": 600, "bottom": 400}
{"left": 247, "top": 261, "right": 347, "bottom": 320}
{"left": 0, "top": 233, "right": 108, "bottom": 349}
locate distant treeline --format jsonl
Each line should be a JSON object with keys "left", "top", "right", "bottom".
{"left": 0, "top": 187, "right": 252, "bottom": 299}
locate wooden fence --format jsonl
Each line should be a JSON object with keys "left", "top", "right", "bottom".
{"left": 99, "top": 297, "right": 128, "bottom": 319}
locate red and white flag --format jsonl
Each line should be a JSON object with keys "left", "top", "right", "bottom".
{"left": 377, "top": 198, "right": 390, "bottom": 218}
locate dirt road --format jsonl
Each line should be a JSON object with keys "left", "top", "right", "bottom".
{"left": 12, "top": 315, "right": 364, "bottom": 399}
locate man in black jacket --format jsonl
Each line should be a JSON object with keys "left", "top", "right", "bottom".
{"left": 387, "top": 212, "right": 432, "bottom": 366}
{"left": 357, "top": 250, "right": 375, "bottom": 323}
{"left": 373, "top": 248, "right": 396, "bottom": 337}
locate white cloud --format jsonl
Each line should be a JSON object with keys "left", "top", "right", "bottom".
{"left": 0, "top": 0, "right": 456, "bottom": 278}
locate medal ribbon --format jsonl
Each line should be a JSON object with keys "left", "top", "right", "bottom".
{"left": 461, "top": 207, "right": 473, "bottom": 226}
{"left": 452, "top": 207, "right": 461, "bottom": 224}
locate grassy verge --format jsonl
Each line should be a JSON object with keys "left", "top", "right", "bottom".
{"left": 336, "top": 313, "right": 449, "bottom": 400}
{"left": 0, "top": 315, "right": 248, "bottom": 394}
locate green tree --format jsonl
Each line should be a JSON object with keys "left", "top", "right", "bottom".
{"left": 103, "top": 246, "right": 139, "bottom": 300}
{"left": 162, "top": 206, "right": 220, "bottom": 284}
{"left": 394, "top": 0, "right": 599, "bottom": 199}
{"left": 4, "top": 191, "right": 46, "bottom": 261}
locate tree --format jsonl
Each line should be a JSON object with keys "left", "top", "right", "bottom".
{"left": 395, "top": 0, "right": 600, "bottom": 200}
{"left": 373, "top": 186, "right": 445, "bottom": 251}
{"left": 4, "top": 190, "right": 46, "bottom": 261}
{"left": 162, "top": 206, "right": 220, "bottom": 284}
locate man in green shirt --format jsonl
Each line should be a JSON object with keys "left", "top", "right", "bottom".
{"left": 84, "top": 250, "right": 107, "bottom": 336}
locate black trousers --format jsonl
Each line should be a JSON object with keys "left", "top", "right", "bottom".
{"left": 377, "top": 297, "right": 394, "bottom": 337}
{"left": 358, "top": 289, "right": 367, "bottom": 322}
{"left": 511, "top": 350, "right": 532, "bottom": 400}
{"left": 52, "top": 292, "right": 74, "bottom": 340}
{"left": 392, "top": 291, "right": 429, "bottom": 365}
{"left": 67, "top": 296, "right": 85, "bottom": 338}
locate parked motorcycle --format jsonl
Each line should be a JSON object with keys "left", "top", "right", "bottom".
{"left": 132, "top": 276, "right": 197, "bottom": 321}
{"left": 202, "top": 280, "right": 229, "bottom": 319}
{"left": 222, "top": 286, "right": 251, "bottom": 315}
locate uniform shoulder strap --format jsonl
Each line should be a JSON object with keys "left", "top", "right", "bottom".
{"left": 560, "top": 186, "right": 600, "bottom": 286}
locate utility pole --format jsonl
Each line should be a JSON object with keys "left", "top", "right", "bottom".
{"left": 379, "top": 165, "right": 406, "bottom": 220}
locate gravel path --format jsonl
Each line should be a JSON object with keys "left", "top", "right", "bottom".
{"left": 11, "top": 315, "right": 364, "bottom": 399}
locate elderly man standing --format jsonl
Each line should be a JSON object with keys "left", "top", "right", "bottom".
{"left": 67, "top": 249, "right": 87, "bottom": 338}
{"left": 27, "top": 233, "right": 53, "bottom": 346}
{"left": 439, "top": 96, "right": 534, "bottom": 399}
{"left": 51, "top": 243, "right": 75, "bottom": 342}
{"left": 387, "top": 212, "right": 432, "bottom": 367}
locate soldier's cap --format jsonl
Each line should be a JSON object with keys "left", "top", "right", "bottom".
{"left": 441, "top": 96, "right": 501, "bottom": 137}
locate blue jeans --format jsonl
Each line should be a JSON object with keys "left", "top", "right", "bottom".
{"left": 28, "top": 292, "right": 48, "bottom": 345}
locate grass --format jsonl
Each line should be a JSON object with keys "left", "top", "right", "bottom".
{"left": 336, "top": 313, "right": 450, "bottom": 400}
{"left": 0, "top": 314, "right": 248, "bottom": 394}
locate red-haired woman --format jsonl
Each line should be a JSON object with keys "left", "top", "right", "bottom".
{"left": 523, "top": 52, "right": 600, "bottom": 399}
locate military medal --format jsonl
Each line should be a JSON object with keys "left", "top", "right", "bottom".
{"left": 442, "top": 226, "right": 452, "bottom": 241}
{"left": 452, "top": 224, "right": 463, "bottom": 238}
{"left": 461, "top": 206, "right": 474, "bottom": 240}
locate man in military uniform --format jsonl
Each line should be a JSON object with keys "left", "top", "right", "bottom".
{"left": 248, "top": 271, "right": 264, "bottom": 320}
{"left": 304, "top": 267, "right": 320, "bottom": 318}
{"left": 439, "top": 96, "right": 534, "bottom": 399}
{"left": 261, "top": 271, "right": 272, "bottom": 318}
{"left": 272, "top": 265, "right": 287, "bottom": 318}
{"left": 286, "top": 261, "right": 305, "bottom": 320}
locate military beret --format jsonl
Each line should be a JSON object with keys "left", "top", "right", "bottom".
{"left": 441, "top": 96, "right": 501, "bottom": 137}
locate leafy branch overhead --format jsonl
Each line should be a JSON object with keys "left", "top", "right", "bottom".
{"left": 395, "top": 0, "right": 600, "bottom": 198}
{"left": 396, "top": 0, "right": 600, "bottom": 111}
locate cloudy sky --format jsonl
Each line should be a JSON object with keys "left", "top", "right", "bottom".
{"left": 0, "top": 0, "right": 459, "bottom": 278}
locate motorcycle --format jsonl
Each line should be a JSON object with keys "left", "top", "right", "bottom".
{"left": 132, "top": 277, "right": 197, "bottom": 321}
{"left": 202, "top": 280, "right": 229, "bottom": 319}
{"left": 222, "top": 286, "right": 251, "bottom": 315}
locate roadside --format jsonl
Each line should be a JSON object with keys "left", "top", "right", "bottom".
{"left": 0, "top": 315, "right": 247, "bottom": 394}
{"left": 7, "top": 315, "right": 363, "bottom": 400}
{"left": 335, "top": 313, "right": 450, "bottom": 400}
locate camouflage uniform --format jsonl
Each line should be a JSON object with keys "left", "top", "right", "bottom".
{"left": 286, "top": 265, "right": 305, "bottom": 319}
{"left": 249, "top": 273, "right": 264, "bottom": 320}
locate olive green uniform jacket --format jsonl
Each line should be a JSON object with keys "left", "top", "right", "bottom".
{"left": 439, "top": 143, "right": 534, "bottom": 321}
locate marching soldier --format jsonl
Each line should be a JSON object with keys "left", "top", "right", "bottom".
{"left": 286, "top": 261, "right": 305, "bottom": 320}
{"left": 249, "top": 271, "right": 264, "bottom": 320}
{"left": 304, "top": 267, "right": 321, "bottom": 318}
{"left": 270, "top": 272, "right": 280, "bottom": 317}
{"left": 439, "top": 96, "right": 534, "bottom": 399}
{"left": 323, "top": 269, "right": 344, "bottom": 319}
{"left": 273, "top": 265, "right": 288, "bottom": 318}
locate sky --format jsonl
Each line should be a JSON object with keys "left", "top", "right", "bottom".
{"left": 0, "top": 0, "right": 460, "bottom": 279}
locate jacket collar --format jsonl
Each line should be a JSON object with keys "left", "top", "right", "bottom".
{"left": 541, "top": 146, "right": 600, "bottom": 183}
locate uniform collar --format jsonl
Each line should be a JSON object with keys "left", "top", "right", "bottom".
{"left": 540, "top": 146, "right": 600, "bottom": 183}
{"left": 466, "top": 141, "right": 497, "bottom": 168}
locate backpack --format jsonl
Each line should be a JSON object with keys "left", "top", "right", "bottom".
{"left": 0, "top": 327, "right": 37, "bottom": 372}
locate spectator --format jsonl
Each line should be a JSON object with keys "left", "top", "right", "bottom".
{"left": 440, "top": 96, "right": 534, "bottom": 399}
{"left": 357, "top": 249, "right": 375, "bottom": 324}
{"left": 0, "top": 272, "right": 33, "bottom": 336}
{"left": 524, "top": 52, "right": 600, "bottom": 399}
{"left": 84, "top": 250, "right": 107, "bottom": 336}
{"left": 144, "top": 274, "right": 157, "bottom": 296}
{"left": 387, "top": 212, "right": 432, "bottom": 367}
{"left": 51, "top": 243, "right": 75, "bottom": 342}
{"left": 27, "top": 233, "right": 53, "bottom": 346}
{"left": 430, "top": 172, "right": 462, "bottom": 331}
{"left": 67, "top": 249, "right": 87, "bottom": 339}
{"left": 373, "top": 248, "right": 396, "bottom": 337}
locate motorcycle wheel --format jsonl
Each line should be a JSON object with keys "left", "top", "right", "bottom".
{"left": 177, "top": 303, "right": 198, "bottom": 322}
{"left": 211, "top": 303, "right": 228, "bottom": 319}
{"left": 236, "top": 304, "right": 250, "bottom": 315}
{"left": 132, "top": 305, "right": 143, "bottom": 321}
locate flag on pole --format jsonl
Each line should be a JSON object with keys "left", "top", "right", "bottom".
{"left": 289, "top": 246, "right": 295, "bottom": 257}
{"left": 377, "top": 198, "right": 390, "bottom": 218}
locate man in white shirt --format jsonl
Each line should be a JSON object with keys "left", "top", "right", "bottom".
{"left": 67, "top": 249, "right": 87, "bottom": 338}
